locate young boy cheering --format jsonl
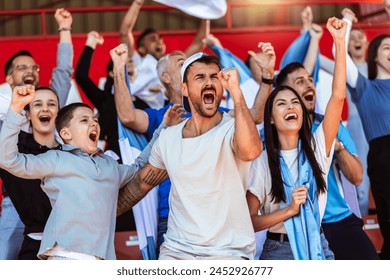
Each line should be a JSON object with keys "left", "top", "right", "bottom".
{"left": 0, "top": 84, "right": 170, "bottom": 260}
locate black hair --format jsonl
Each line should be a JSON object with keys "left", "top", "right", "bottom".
{"left": 182, "top": 55, "right": 221, "bottom": 83}
{"left": 136, "top": 28, "right": 157, "bottom": 49}
{"left": 4, "top": 50, "right": 33, "bottom": 76}
{"left": 275, "top": 62, "right": 305, "bottom": 87}
{"left": 55, "top": 102, "right": 92, "bottom": 133}
{"left": 263, "top": 85, "right": 327, "bottom": 203}
{"left": 104, "top": 59, "right": 114, "bottom": 93}
{"left": 244, "top": 55, "right": 252, "bottom": 70}
{"left": 367, "top": 34, "right": 390, "bottom": 80}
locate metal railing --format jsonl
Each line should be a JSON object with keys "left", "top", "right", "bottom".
{"left": 0, "top": 0, "right": 387, "bottom": 40}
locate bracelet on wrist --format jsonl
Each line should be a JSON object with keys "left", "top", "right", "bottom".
{"left": 262, "top": 76, "right": 274, "bottom": 85}
{"left": 58, "top": 27, "right": 72, "bottom": 33}
{"left": 336, "top": 141, "right": 346, "bottom": 154}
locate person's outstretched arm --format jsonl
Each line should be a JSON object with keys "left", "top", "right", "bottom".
{"left": 218, "top": 68, "right": 262, "bottom": 161}
{"left": 110, "top": 44, "right": 150, "bottom": 133}
{"left": 246, "top": 42, "right": 276, "bottom": 124}
{"left": 300, "top": 6, "right": 323, "bottom": 75}
{"left": 322, "top": 17, "right": 347, "bottom": 156}
{"left": 184, "top": 19, "right": 209, "bottom": 57}
{"left": 51, "top": 8, "right": 73, "bottom": 108}
{"left": 0, "top": 86, "right": 56, "bottom": 179}
{"left": 75, "top": 31, "right": 105, "bottom": 110}
{"left": 119, "top": 0, "right": 143, "bottom": 58}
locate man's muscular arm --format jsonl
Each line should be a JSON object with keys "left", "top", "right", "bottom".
{"left": 117, "top": 163, "right": 168, "bottom": 216}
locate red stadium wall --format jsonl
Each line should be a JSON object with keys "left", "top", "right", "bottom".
{"left": 1, "top": 24, "right": 389, "bottom": 119}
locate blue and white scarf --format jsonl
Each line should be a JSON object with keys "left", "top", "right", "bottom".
{"left": 279, "top": 141, "right": 325, "bottom": 260}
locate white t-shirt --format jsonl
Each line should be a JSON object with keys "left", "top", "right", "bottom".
{"left": 248, "top": 123, "right": 334, "bottom": 234}
{"left": 149, "top": 113, "right": 256, "bottom": 259}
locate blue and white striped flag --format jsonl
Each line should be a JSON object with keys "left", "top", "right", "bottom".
{"left": 117, "top": 66, "right": 158, "bottom": 260}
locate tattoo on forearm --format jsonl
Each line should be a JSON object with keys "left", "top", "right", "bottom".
{"left": 142, "top": 168, "right": 168, "bottom": 186}
{"left": 117, "top": 167, "right": 168, "bottom": 216}
{"left": 117, "top": 176, "right": 144, "bottom": 216}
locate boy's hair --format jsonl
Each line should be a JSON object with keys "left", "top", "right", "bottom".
{"left": 4, "top": 50, "right": 33, "bottom": 76}
{"left": 55, "top": 102, "right": 92, "bottom": 132}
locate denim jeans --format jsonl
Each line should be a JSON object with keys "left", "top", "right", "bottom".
{"left": 0, "top": 197, "right": 24, "bottom": 260}
{"left": 259, "top": 232, "right": 334, "bottom": 260}
{"left": 156, "top": 217, "right": 168, "bottom": 257}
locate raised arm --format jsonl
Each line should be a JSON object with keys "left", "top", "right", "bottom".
{"left": 322, "top": 17, "right": 347, "bottom": 155}
{"left": 51, "top": 8, "right": 73, "bottom": 108}
{"left": 75, "top": 31, "right": 105, "bottom": 109}
{"left": 304, "top": 24, "right": 323, "bottom": 75}
{"left": 110, "top": 44, "right": 150, "bottom": 133}
{"left": 333, "top": 8, "right": 359, "bottom": 88}
{"left": 0, "top": 86, "right": 56, "bottom": 179}
{"left": 245, "top": 42, "right": 276, "bottom": 124}
{"left": 300, "top": 6, "right": 323, "bottom": 75}
{"left": 218, "top": 68, "right": 262, "bottom": 161}
{"left": 119, "top": 0, "right": 143, "bottom": 57}
{"left": 184, "top": 19, "right": 209, "bottom": 57}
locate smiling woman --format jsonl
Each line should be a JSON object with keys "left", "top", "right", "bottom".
{"left": 0, "top": 86, "right": 62, "bottom": 260}
{"left": 346, "top": 33, "right": 390, "bottom": 259}
{"left": 246, "top": 16, "right": 348, "bottom": 260}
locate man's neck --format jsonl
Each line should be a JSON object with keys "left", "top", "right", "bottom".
{"left": 182, "top": 112, "right": 223, "bottom": 138}
{"left": 168, "top": 91, "right": 182, "bottom": 105}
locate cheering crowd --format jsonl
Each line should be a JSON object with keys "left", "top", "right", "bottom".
{"left": 1, "top": 0, "right": 390, "bottom": 260}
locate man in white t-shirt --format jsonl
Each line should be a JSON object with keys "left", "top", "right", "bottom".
{"left": 157, "top": 53, "right": 263, "bottom": 260}
{"left": 117, "top": 53, "right": 263, "bottom": 259}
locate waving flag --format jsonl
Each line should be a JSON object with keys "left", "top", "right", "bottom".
{"left": 117, "top": 67, "right": 158, "bottom": 260}
{"left": 154, "top": 0, "right": 227, "bottom": 19}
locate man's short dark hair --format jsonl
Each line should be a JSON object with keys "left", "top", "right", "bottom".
{"left": 275, "top": 62, "right": 305, "bottom": 87}
{"left": 4, "top": 50, "right": 33, "bottom": 76}
{"left": 55, "top": 102, "right": 92, "bottom": 133}
{"left": 182, "top": 55, "right": 221, "bottom": 83}
{"left": 136, "top": 28, "right": 157, "bottom": 49}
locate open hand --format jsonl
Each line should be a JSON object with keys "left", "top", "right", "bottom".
{"left": 248, "top": 42, "right": 276, "bottom": 77}
{"left": 163, "top": 104, "right": 187, "bottom": 126}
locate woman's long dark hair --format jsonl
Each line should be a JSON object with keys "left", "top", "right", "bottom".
{"left": 263, "top": 86, "right": 327, "bottom": 203}
{"left": 367, "top": 34, "right": 390, "bottom": 80}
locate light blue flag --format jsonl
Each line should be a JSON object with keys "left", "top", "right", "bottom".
{"left": 209, "top": 45, "right": 259, "bottom": 109}
{"left": 117, "top": 66, "right": 158, "bottom": 260}
{"left": 280, "top": 30, "right": 320, "bottom": 85}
